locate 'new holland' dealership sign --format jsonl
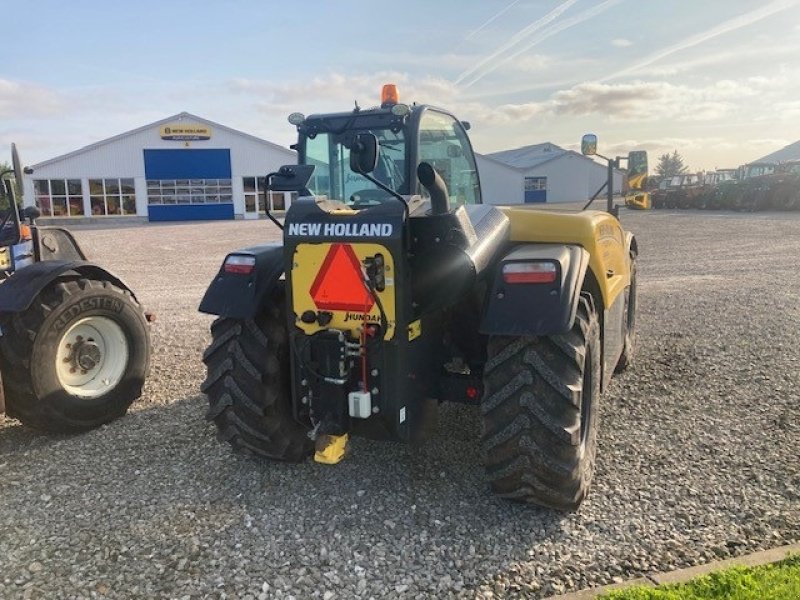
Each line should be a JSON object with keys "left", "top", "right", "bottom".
{"left": 159, "top": 125, "right": 212, "bottom": 141}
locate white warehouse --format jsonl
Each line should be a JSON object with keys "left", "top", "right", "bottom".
{"left": 23, "top": 112, "right": 297, "bottom": 222}
{"left": 476, "top": 142, "right": 624, "bottom": 204}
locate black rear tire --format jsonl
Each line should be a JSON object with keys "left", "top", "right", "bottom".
{"left": 481, "top": 295, "right": 601, "bottom": 510}
{"left": 201, "top": 288, "right": 312, "bottom": 462}
{"left": 0, "top": 277, "right": 151, "bottom": 432}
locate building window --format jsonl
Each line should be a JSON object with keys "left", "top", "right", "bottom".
{"left": 243, "top": 176, "right": 266, "bottom": 213}
{"left": 33, "top": 179, "right": 85, "bottom": 217}
{"left": 146, "top": 179, "right": 232, "bottom": 205}
{"left": 524, "top": 177, "right": 547, "bottom": 191}
{"left": 88, "top": 178, "right": 136, "bottom": 216}
{"left": 243, "top": 177, "right": 290, "bottom": 213}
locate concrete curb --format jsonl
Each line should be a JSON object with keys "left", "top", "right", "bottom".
{"left": 545, "top": 543, "right": 800, "bottom": 599}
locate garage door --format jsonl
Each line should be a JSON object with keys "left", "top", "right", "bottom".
{"left": 144, "top": 149, "right": 234, "bottom": 221}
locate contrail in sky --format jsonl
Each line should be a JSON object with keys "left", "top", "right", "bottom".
{"left": 454, "top": 0, "right": 579, "bottom": 87}
{"left": 465, "top": 0, "right": 624, "bottom": 88}
{"left": 457, "top": 0, "right": 625, "bottom": 90}
{"left": 464, "top": 0, "right": 523, "bottom": 41}
{"left": 601, "top": 0, "right": 800, "bottom": 82}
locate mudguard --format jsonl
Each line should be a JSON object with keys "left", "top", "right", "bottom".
{"left": 0, "top": 260, "right": 138, "bottom": 314}
{"left": 480, "top": 244, "right": 590, "bottom": 336}
{"left": 199, "top": 244, "right": 284, "bottom": 319}
{"left": 35, "top": 227, "right": 87, "bottom": 262}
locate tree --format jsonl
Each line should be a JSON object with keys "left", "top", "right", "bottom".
{"left": 0, "top": 161, "right": 20, "bottom": 210}
{"left": 655, "top": 150, "right": 689, "bottom": 179}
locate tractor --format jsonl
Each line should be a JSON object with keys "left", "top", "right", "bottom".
{"left": 0, "top": 144, "right": 152, "bottom": 432}
{"left": 200, "top": 86, "right": 637, "bottom": 510}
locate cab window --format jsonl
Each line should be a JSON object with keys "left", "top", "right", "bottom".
{"left": 417, "top": 110, "right": 481, "bottom": 207}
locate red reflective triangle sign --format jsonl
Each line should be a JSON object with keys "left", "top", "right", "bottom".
{"left": 309, "top": 243, "right": 374, "bottom": 312}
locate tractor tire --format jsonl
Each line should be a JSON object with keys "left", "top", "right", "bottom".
{"left": 0, "top": 278, "right": 151, "bottom": 432}
{"left": 615, "top": 256, "right": 637, "bottom": 372}
{"left": 201, "top": 288, "right": 312, "bottom": 462}
{"left": 481, "top": 295, "right": 601, "bottom": 511}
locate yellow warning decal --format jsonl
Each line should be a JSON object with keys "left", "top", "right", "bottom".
{"left": 408, "top": 319, "right": 422, "bottom": 341}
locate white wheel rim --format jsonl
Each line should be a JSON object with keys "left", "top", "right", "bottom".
{"left": 55, "top": 316, "right": 129, "bottom": 399}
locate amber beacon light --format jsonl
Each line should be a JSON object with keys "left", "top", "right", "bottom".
{"left": 381, "top": 84, "right": 399, "bottom": 106}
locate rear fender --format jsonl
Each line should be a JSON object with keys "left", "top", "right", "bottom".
{"left": 198, "top": 244, "right": 284, "bottom": 319}
{"left": 0, "top": 260, "right": 138, "bottom": 314}
{"left": 34, "top": 226, "right": 87, "bottom": 262}
{"left": 480, "top": 244, "right": 590, "bottom": 336}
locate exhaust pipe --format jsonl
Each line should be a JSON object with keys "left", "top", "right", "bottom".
{"left": 417, "top": 162, "right": 449, "bottom": 215}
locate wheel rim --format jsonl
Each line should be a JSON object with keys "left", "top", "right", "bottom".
{"left": 55, "top": 316, "right": 129, "bottom": 399}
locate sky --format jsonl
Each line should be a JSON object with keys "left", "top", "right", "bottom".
{"left": 2, "top": 0, "right": 799, "bottom": 170}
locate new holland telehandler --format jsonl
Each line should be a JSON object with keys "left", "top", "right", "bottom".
{"left": 0, "top": 145, "right": 152, "bottom": 432}
{"left": 200, "top": 86, "right": 637, "bottom": 510}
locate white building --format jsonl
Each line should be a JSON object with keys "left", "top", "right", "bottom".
{"left": 476, "top": 142, "right": 624, "bottom": 204}
{"left": 23, "top": 112, "right": 297, "bottom": 222}
{"left": 24, "top": 115, "right": 623, "bottom": 220}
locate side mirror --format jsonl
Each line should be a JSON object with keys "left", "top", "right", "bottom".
{"left": 22, "top": 205, "right": 41, "bottom": 224}
{"left": 12, "top": 143, "right": 24, "bottom": 187}
{"left": 581, "top": 134, "right": 598, "bottom": 156}
{"left": 349, "top": 133, "right": 378, "bottom": 174}
{"left": 446, "top": 144, "right": 463, "bottom": 158}
{"left": 266, "top": 164, "right": 315, "bottom": 192}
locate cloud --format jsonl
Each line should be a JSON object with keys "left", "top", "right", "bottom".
{"left": 612, "top": 38, "right": 633, "bottom": 47}
{"left": 231, "top": 72, "right": 460, "bottom": 116}
{"left": 0, "top": 79, "right": 64, "bottom": 118}
{"left": 603, "top": 0, "right": 800, "bottom": 81}
{"left": 547, "top": 78, "right": 778, "bottom": 121}
{"left": 228, "top": 71, "right": 786, "bottom": 131}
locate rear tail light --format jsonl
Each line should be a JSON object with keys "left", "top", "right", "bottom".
{"left": 502, "top": 261, "right": 558, "bottom": 284}
{"left": 224, "top": 254, "right": 256, "bottom": 275}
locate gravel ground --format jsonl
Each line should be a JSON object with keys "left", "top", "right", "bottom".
{"left": 1, "top": 210, "right": 798, "bottom": 599}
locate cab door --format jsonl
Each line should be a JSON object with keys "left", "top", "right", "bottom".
{"left": 414, "top": 109, "right": 482, "bottom": 208}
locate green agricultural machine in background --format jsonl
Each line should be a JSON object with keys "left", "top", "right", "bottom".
{"left": 0, "top": 145, "right": 152, "bottom": 432}
{"left": 200, "top": 85, "right": 638, "bottom": 511}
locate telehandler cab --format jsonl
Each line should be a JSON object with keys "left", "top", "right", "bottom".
{"left": 200, "top": 86, "right": 638, "bottom": 510}
{"left": 0, "top": 144, "right": 151, "bottom": 432}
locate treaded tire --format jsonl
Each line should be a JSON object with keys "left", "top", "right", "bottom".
{"left": 201, "top": 287, "right": 312, "bottom": 462}
{"left": 615, "top": 255, "right": 637, "bottom": 372}
{"left": 0, "top": 277, "right": 151, "bottom": 432}
{"left": 481, "top": 295, "right": 601, "bottom": 511}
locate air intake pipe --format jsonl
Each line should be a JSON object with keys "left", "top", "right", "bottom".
{"left": 417, "top": 162, "right": 449, "bottom": 215}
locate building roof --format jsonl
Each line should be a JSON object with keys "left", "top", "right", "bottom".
{"left": 753, "top": 140, "right": 800, "bottom": 164}
{"left": 486, "top": 141, "right": 624, "bottom": 175}
{"left": 31, "top": 111, "right": 295, "bottom": 170}
{"left": 486, "top": 142, "right": 567, "bottom": 169}
{"left": 474, "top": 152, "right": 525, "bottom": 172}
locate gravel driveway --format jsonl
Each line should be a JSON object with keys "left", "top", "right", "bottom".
{"left": 1, "top": 210, "right": 798, "bottom": 599}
